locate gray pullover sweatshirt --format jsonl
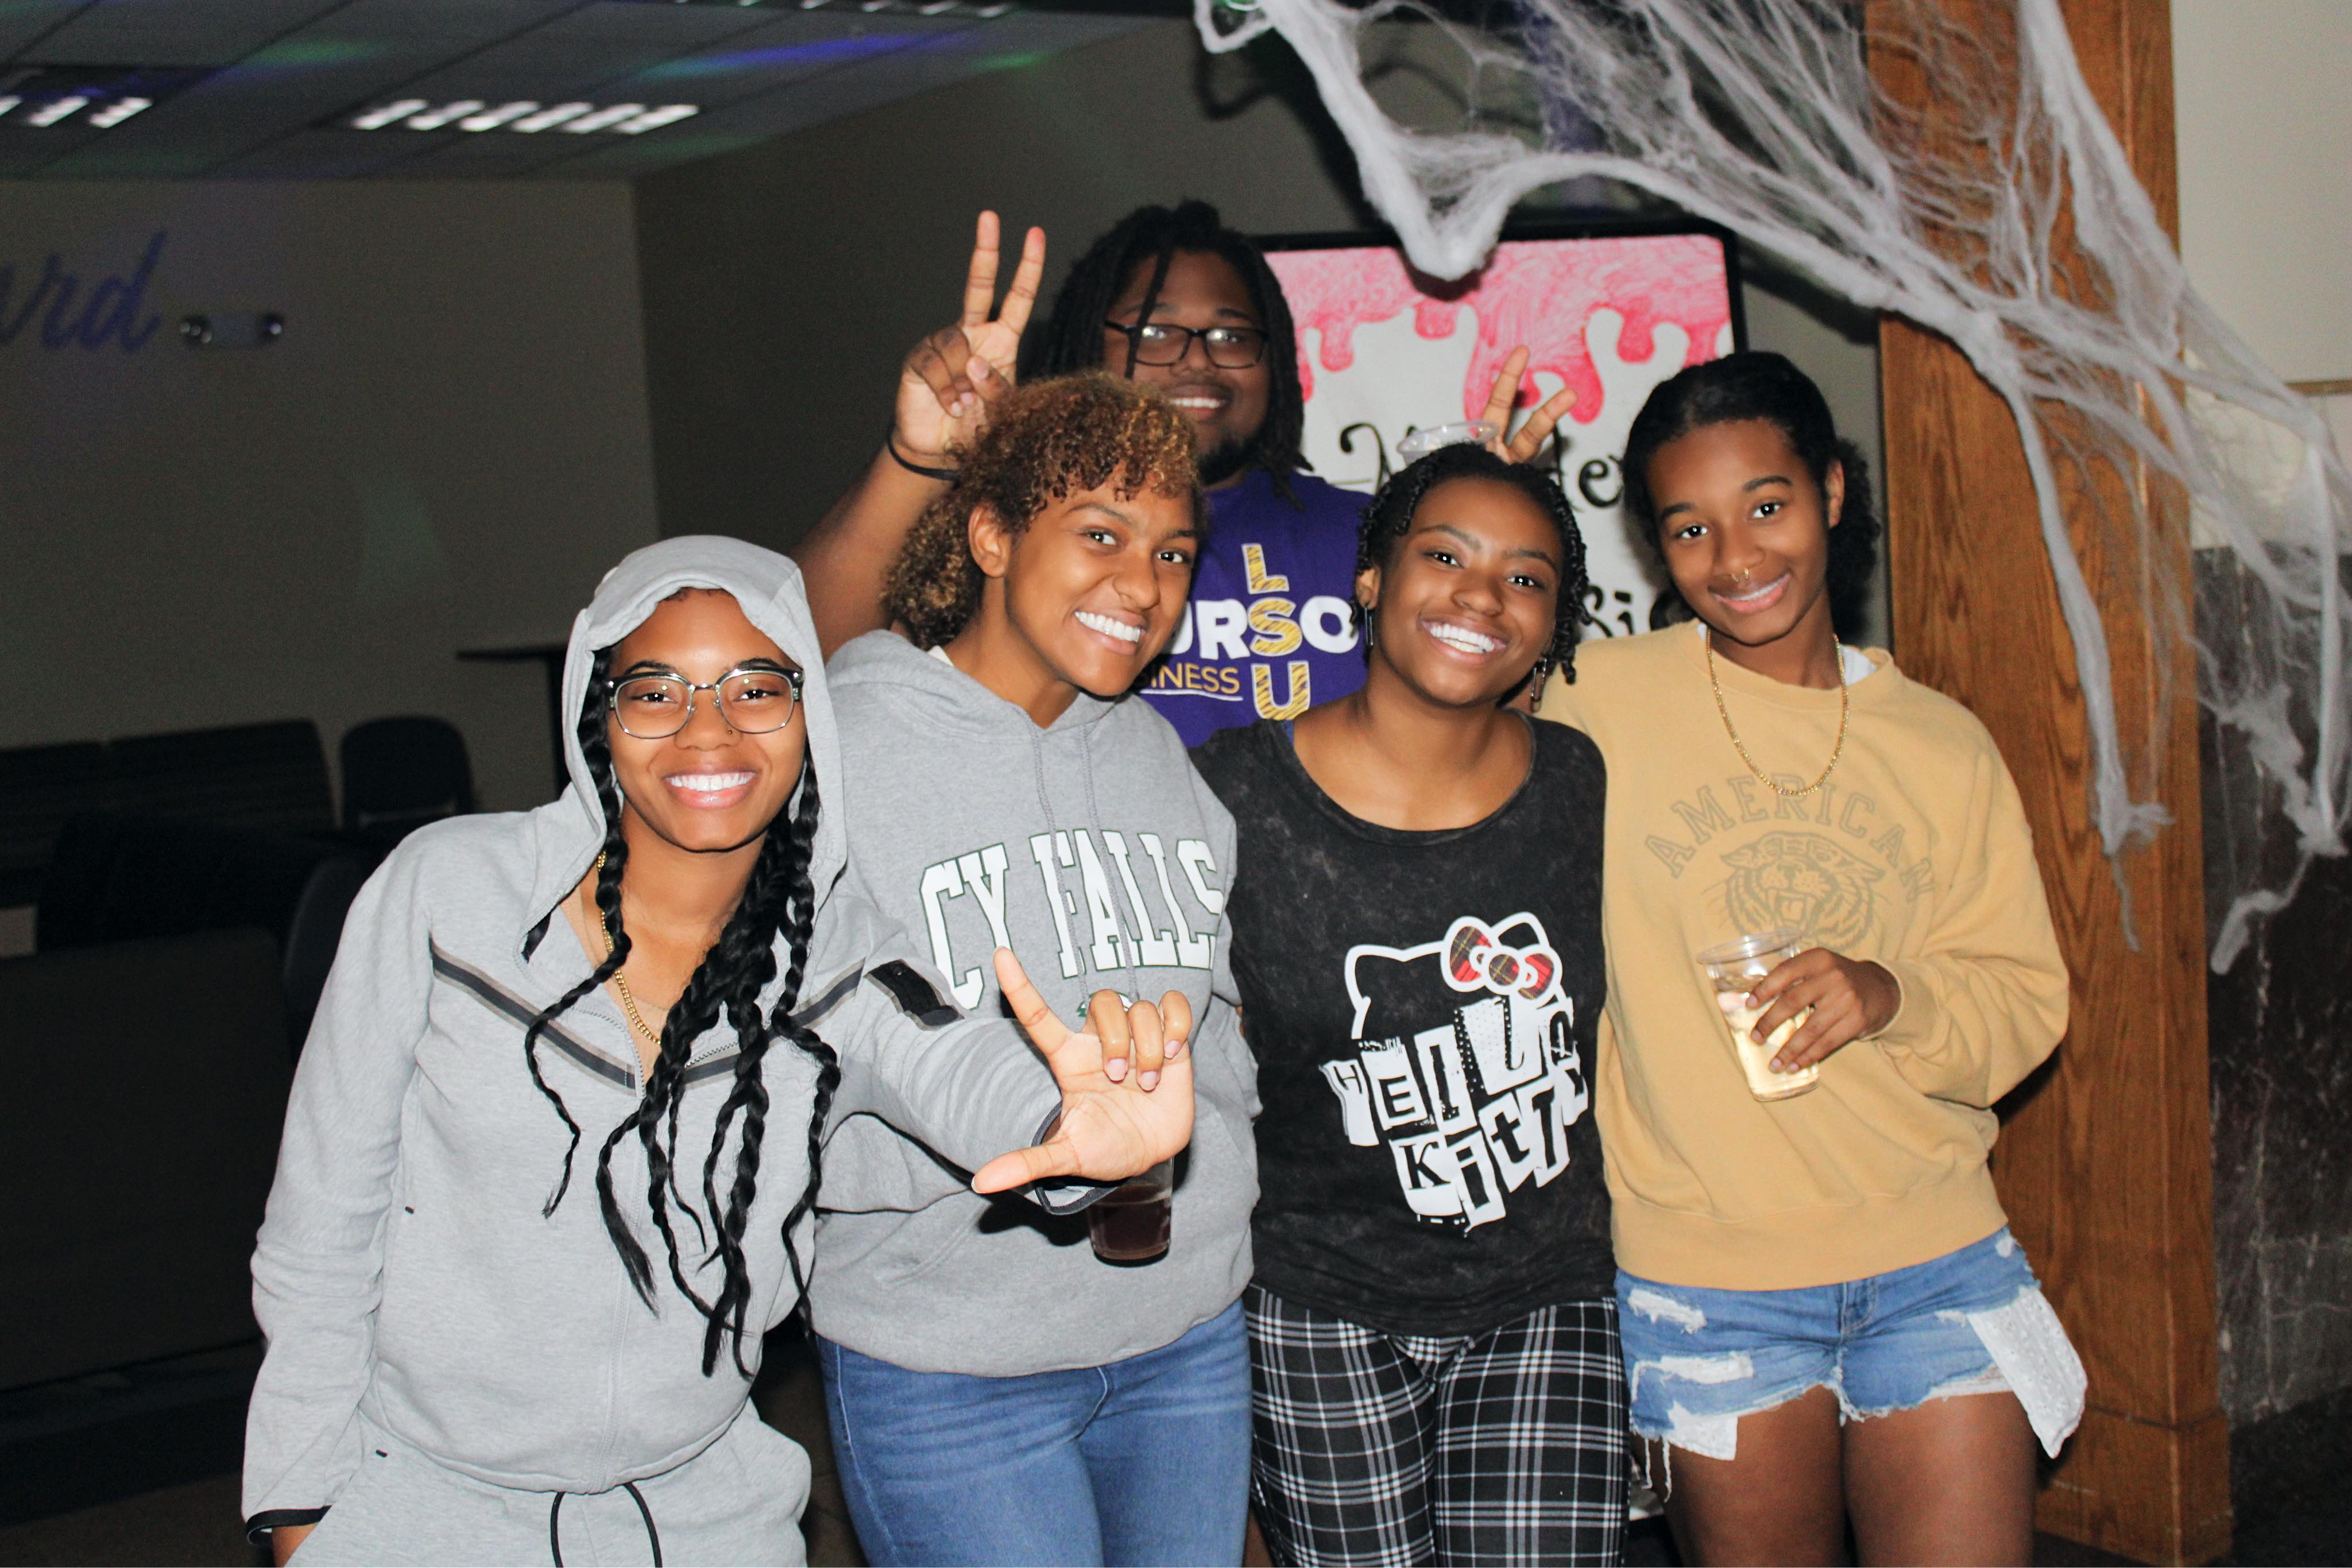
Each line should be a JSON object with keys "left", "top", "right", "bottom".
{"left": 243, "top": 540, "right": 1086, "bottom": 1538}
{"left": 809, "top": 630, "right": 1259, "bottom": 1376}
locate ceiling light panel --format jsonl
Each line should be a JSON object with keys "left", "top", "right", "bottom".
{"left": 0, "top": 65, "right": 209, "bottom": 131}
{"left": 336, "top": 98, "right": 700, "bottom": 134}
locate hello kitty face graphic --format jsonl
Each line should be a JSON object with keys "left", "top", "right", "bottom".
{"left": 1331, "top": 911, "right": 1584, "bottom": 1232}
{"left": 1346, "top": 913, "right": 1566, "bottom": 1039}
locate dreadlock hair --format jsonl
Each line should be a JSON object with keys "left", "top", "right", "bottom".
{"left": 883, "top": 371, "right": 1203, "bottom": 650}
{"left": 1020, "top": 199, "right": 1307, "bottom": 500}
{"left": 1352, "top": 442, "right": 1592, "bottom": 690}
{"left": 520, "top": 640, "right": 840, "bottom": 1378}
{"left": 1619, "top": 351, "right": 1883, "bottom": 639}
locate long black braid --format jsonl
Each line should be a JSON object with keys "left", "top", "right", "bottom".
{"left": 519, "top": 656, "right": 631, "bottom": 1217}
{"left": 521, "top": 653, "right": 837, "bottom": 1377}
{"left": 698, "top": 766, "right": 836, "bottom": 1376}
{"left": 1352, "top": 442, "right": 1592, "bottom": 688}
{"left": 1020, "top": 199, "right": 1308, "bottom": 501}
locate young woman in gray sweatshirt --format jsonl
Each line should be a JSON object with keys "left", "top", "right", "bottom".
{"left": 814, "top": 374, "right": 1261, "bottom": 1566}
{"left": 242, "top": 536, "right": 1196, "bottom": 1566}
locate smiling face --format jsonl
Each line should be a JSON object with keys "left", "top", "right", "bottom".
{"left": 962, "top": 475, "right": 1200, "bottom": 715}
{"left": 1647, "top": 417, "right": 1844, "bottom": 663}
{"left": 1358, "top": 476, "right": 1564, "bottom": 709}
{"left": 1100, "top": 250, "right": 1272, "bottom": 485}
{"left": 602, "top": 589, "right": 807, "bottom": 855}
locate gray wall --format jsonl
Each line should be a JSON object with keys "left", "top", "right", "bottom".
{"left": 633, "top": 17, "right": 1886, "bottom": 657}
{"left": 2173, "top": 0, "right": 2352, "bottom": 1427}
{"left": 0, "top": 180, "right": 660, "bottom": 826}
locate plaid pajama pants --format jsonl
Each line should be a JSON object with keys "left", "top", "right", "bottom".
{"left": 1245, "top": 1284, "right": 1627, "bottom": 1567}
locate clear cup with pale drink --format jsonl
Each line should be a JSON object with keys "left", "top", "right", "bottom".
{"left": 1695, "top": 928, "right": 1820, "bottom": 1101}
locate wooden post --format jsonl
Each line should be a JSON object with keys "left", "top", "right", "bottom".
{"left": 1870, "top": 2, "right": 2230, "bottom": 1561}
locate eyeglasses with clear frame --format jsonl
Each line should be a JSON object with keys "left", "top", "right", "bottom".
{"left": 605, "top": 665, "right": 804, "bottom": 740}
{"left": 1102, "top": 319, "right": 1270, "bottom": 369}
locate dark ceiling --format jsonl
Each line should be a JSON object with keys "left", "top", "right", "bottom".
{"left": 0, "top": 0, "right": 1174, "bottom": 180}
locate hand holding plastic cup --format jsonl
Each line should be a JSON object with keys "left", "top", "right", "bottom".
{"left": 1695, "top": 929, "right": 1820, "bottom": 1101}
{"left": 1088, "top": 1159, "right": 1173, "bottom": 1262}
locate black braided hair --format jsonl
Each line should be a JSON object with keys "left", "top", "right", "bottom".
{"left": 697, "top": 764, "right": 836, "bottom": 1377}
{"left": 521, "top": 657, "right": 837, "bottom": 1378}
{"left": 1352, "top": 442, "right": 1592, "bottom": 690}
{"left": 518, "top": 654, "right": 630, "bottom": 1217}
{"left": 1618, "top": 351, "right": 1882, "bottom": 639}
{"left": 1021, "top": 200, "right": 1307, "bottom": 500}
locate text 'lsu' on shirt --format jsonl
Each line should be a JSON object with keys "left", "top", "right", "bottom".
{"left": 1140, "top": 469, "right": 1367, "bottom": 748}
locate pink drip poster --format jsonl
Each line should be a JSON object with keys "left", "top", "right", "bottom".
{"left": 1263, "top": 228, "right": 1740, "bottom": 639}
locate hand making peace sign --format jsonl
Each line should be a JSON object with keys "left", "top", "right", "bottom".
{"left": 1475, "top": 346, "right": 1580, "bottom": 464}
{"left": 891, "top": 211, "right": 1047, "bottom": 469}
{"left": 969, "top": 948, "right": 1197, "bottom": 1197}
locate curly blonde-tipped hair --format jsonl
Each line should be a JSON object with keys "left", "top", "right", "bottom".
{"left": 883, "top": 372, "right": 1204, "bottom": 649}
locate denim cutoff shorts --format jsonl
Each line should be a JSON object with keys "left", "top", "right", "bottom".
{"left": 1616, "top": 1228, "right": 2084, "bottom": 1465}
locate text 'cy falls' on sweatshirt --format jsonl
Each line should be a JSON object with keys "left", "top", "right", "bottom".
{"left": 242, "top": 539, "right": 1108, "bottom": 1566}
{"left": 811, "top": 629, "right": 1259, "bottom": 1377}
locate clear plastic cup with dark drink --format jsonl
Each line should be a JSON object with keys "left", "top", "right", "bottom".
{"left": 1088, "top": 1159, "right": 1173, "bottom": 1262}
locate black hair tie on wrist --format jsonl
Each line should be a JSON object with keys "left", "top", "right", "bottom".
{"left": 885, "top": 431, "right": 960, "bottom": 483}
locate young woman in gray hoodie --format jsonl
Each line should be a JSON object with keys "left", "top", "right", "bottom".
{"left": 815, "top": 374, "right": 1260, "bottom": 1566}
{"left": 242, "top": 536, "right": 1196, "bottom": 1566}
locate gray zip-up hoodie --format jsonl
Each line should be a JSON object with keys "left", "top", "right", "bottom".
{"left": 243, "top": 540, "right": 1089, "bottom": 1538}
{"left": 811, "top": 630, "right": 1258, "bottom": 1376}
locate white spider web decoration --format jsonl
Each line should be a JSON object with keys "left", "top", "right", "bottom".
{"left": 1197, "top": 0, "right": 2350, "bottom": 967}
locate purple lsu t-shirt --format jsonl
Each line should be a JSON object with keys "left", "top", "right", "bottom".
{"left": 1140, "top": 468, "right": 1368, "bottom": 748}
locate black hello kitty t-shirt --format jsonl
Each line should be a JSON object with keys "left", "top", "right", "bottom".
{"left": 1192, "top": 717, "right": 1611, "bottom": 1337}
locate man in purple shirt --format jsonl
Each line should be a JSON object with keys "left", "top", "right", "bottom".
{"left": 796, "top": 203, "right": 1568, "bottom": 745}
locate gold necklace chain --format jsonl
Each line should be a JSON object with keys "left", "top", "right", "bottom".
{"left": 1705, "top": 633, "right": 1850, "bottom": 799}
{"left": 589, "top": 851, "right": 663, "bottom": 1049}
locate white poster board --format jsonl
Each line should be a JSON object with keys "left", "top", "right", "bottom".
{"left": 1263, "top": 229, "right": 1742, "bottom": 639}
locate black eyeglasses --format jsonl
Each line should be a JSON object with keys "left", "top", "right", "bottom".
{"left": 1103, "top": 319, "right": 1270, "bottom": 369}
{"left": 606, "top": 665, "right": 804, "bottom": 739}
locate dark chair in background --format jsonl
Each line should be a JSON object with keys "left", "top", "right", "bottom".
{"left": 0, "top": 742, "right": 107, "bottom": 907}
{"left": 37, "top": 814, "right": 366, "bottom": 1045}
{"left": 107, "top": 719, "right": 335, "bottom": 837}
{"left": 339, "top": 715, "right": 474, "bottom": 851}
{"left": 0, "top": 929, "right": 291, "bottom": 1393}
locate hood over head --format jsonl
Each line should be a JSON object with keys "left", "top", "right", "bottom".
{"left": 526, "top": 536, "right": 845, "bottom": 938}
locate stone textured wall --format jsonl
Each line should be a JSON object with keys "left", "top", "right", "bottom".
{"left": 2201, "top": 553, "right": 2352, "bottom": 1424}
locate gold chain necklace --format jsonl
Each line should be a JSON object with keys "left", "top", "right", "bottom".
{"left": 1705, "top": 633, "right": 1850, "bottom": 799}
{"left": 589, "top": 851, "right": 663, "bottom": 1050}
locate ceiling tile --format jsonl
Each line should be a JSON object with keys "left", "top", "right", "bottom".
{"left": 0, "top": 122, "right": 103, "bottom": 176}
{"left": 287, "top": 0, "right": 595, "bottom": 44}
{"left": 2, "top": 0, "right": 1171, "bottom": 181}
{"left": 203, "top": 125, "right": 423, "bottom": 178}
{"left": 21, "top": 0, "right": 349, "bottom": 68}
{"left": 0, "top": 1, "right": 96, "bottom": 59}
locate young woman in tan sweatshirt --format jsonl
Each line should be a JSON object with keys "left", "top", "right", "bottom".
{"left": 1538, "top": 353, "right": 2081, "bottom": 1567}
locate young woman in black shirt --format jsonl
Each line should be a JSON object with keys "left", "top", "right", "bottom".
{"left": 1192, "top": 444, "right": 1616, "bottom": 1566}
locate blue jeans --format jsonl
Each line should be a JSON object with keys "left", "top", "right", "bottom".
{"left": 818, "top": 1302, "right": 1253, "bottom": 1567}
{"left": 1616, "top": 1228, "right": 2085, "bottom": 1463}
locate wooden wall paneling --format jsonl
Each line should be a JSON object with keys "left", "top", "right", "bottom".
{"left": 1869, "top": 1, "right": 2228, "bottom": 1562}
